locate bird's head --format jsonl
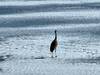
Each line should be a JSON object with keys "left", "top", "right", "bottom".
{"left": 55, "top": 30, "right": 57, "bottom": 33}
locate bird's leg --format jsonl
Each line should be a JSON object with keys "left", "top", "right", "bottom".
{"left": 55, "top": 48, "right": 57, "bottom": 57}
{"left": 51, "top": 52, "right": 53, "bottom": 58}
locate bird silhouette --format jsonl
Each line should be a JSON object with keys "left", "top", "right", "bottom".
{"left": 50, "top": 30, "right": 58, "bottom": 58}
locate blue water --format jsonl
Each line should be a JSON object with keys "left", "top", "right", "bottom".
{"left": 0, "top": 1, "right": 100, "bottom": 28}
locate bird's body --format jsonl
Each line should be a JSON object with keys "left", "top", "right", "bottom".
{"left": 50, "top": 30, "right": 58, "bottom": 57}
{"left": 50, "top": 39, "right": 58, "bottom": 52}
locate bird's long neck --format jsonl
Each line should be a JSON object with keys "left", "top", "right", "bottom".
{"left": 55, "top": 31, "right": 57, "bottom": 40}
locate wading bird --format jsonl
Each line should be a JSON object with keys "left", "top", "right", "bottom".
{"left": 50, "top": 30, "right": 58, "bottom": 58}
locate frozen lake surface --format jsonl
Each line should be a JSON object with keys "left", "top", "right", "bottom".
{"left": 0, "top": 28, "right": 100, "bottom": 75}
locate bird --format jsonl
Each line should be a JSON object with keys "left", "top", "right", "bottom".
{"left": 50, "top": 30, "right": 58, "bottom": 58}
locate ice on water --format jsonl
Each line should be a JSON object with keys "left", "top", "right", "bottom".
{"left": 0, "top": 0, "right": 100, "bottom": 75}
